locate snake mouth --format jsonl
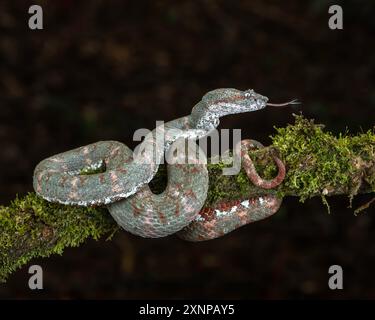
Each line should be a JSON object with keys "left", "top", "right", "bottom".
{"left": 267, "top": 99, "right": 300, "bottom": 107}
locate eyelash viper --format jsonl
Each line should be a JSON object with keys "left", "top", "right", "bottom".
{"left": 33, "top": 88, "right": 294, "bottom": 241}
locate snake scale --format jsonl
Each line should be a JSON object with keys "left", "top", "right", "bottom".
{"left": 33, "top": 88, "right": 295, "bottom": 241}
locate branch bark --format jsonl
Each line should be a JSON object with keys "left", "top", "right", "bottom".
{"left": 1, "top": 115, "right": 374, "bottom": 282}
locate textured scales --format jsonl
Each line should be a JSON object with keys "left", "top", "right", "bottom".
{"left": 108, "top": 139, "right": 209, "bottom": 238}
{"left": 178, "top": 195, "right": 282, "bottom": 241}
{"left": 33, "top": 88, "right": 286, "bottom": 241}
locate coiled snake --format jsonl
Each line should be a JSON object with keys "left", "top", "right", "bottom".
{"left": 33, "top": 88, "right": 297, "bottom": 241}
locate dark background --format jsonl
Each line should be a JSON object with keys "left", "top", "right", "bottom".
{"left": 0, "top": 0, "right": 374, "bottom": 299}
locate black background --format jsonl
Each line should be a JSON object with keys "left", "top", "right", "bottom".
{"left": 0, "top": 0, "right": 374, "bottom": 299}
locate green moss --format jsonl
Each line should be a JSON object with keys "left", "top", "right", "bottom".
{"left": 0, "top": 193, "right": 118, "bottom": 283}
{"left": 271, "top": 115, "right": 375, "bottom": 202}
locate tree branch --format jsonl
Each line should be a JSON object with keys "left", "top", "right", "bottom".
{"left": 1, "top": 115, "right": 374, "bottom": 282}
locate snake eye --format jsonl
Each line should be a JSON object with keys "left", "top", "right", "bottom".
{"left": 244, "top": 89, "right": 254, "bottom": 98}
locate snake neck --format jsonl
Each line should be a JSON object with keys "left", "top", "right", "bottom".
{"left": 190, "top": 101, "right": 219, "bottom": 132}
{"left": 190, "top": 98, "right": 248, "bottom": 131}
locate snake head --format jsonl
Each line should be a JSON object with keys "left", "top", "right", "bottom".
{"left": 202, "top": 88, "right": 269, "bottom": 114}
{"left": 191, "top": 88, "right": 269, "bottom": 131}
{"left": 242, "top": 89, "right": 269, "bottom": 110}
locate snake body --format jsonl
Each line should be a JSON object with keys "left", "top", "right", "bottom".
{"left": 33, "top": 88, "right": 286, "bottom": 241}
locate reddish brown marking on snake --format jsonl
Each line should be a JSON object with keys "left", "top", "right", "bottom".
{"left": 158, "top": 211, "right": 167, "bottom": 224}
{"left": 118, "top": 168, "right": 127, "bottom": 174}
{"left": 99, "top": 174, "right": 105, "bottom": 184}
{"left": 110, "top": 172, "right": 118, "bottom": 183}
{"left": 264, "top": 196, "right": 282, "bottom": 213}
{"left": 240, "top": 139, "right": 286, "bottom": 189}
{"left": 175, "top": 201, "right": 180, "bottom": 217}
{"left": 214, "top": 95, "right": 247, "bottom": 106}
{"left": 36, "top": 172, "right": 45, "bottom": 193}
{"left": 131, "top": 198, "right": 142, "bottom": 216}
{"left": 110, "top": 147, "right": 121, "bottom": 157}
{"left": 173, "top": 182, "right": 183, "bottom": 191}
{"left": 133, "top": 207, "right": 142, "bottom": 216}
{"left": 215, "top": 199, "right": 240, "bottom": 213}
{"left": 199, "top": 207, "right": 216, "bottom": 221}
{"left": 184, "top": 189, "right": 197, "bottom": 200}
{"left": 197, "top": 234, "right": 206, "bottom": 241}
{"left": 197, "top": 196, "right": 268, "bottom": 223}
{"left": 237, "top": 210, "right": 248, "bottom": 225}
{"left": 68, "top": 190, "right": 79, "bottom": 201}
{"left": 189, "top": 166, "right": 202, "bottom": 174}
{"left": 59, "top": 175, "right": 69, "bottom": 187}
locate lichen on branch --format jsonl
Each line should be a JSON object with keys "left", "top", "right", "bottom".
{"left": 1, "top": 115, "right": 374, "bottom": 283}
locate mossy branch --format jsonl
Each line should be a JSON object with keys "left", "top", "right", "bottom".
{"left": 1, "top": 115, "right": 374, "bottom": 283}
